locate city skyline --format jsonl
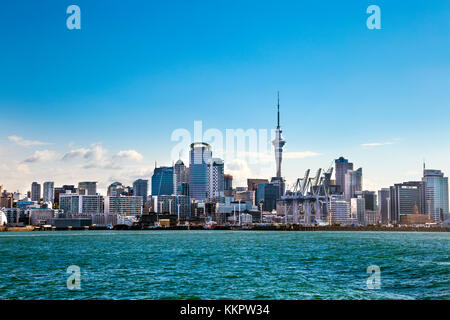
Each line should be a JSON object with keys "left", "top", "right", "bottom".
{"left": 1, "top": 1, "right": 450, "bottom": 194}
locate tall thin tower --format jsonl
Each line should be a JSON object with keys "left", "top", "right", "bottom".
{"left": 272, "top": 92, "right": 286, "bottom": 179}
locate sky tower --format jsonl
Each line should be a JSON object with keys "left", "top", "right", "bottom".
{"left": 272, "top": 92, "right": 286, "bottom": 179}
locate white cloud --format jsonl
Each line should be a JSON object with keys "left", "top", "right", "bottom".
{"left": 62, "top": 147, "right": 90, "bottom": 161}
{"left": 62, "top": 143, "right": 108, "bottom": 165}
{"left": 361, "top": 141, "right": 395, "bottom": 147}
{"left": 23, "top": 150, "right": 60, "bottom": 163}
{"left": 114, "top": 150, "right": 144, "bottom": 162}
{"left": 8, "top": 135, "right": 50, "bottom": 147}
{"left": 225, "top": 159, "right": 253, "bottom": 187}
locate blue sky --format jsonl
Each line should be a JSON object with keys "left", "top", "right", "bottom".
{"left": 0, "top": 0, "right": 449, "bottom": 194}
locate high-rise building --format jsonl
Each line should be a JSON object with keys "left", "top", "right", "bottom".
{"left": 351, "top": 196, "right": 366, "bottom": 226}
{"left": 189, "top": 142, "right": 212, "bottom": 201}
{"left": 389, "top": 181, "right": 424, "bottom": 225}
{"left": 378, "top": 188, "right": 390, "bottom": 225}
{"left": 78, "top": 182, "right": 97, "bottom": 195}
{"left": 107, "top": 182, "right": 127, "bottom": 197}
{"left": 133, "top": 179, "right": 148, "bottom": 204}
{"left": 174, "top": 160, "right": 188, "bottom": 195}
{"left": 247, "top": 179, "right": 269, "bottom": 192}
{"left": 362, "top": 190, "right": 377, "bottom": 211}
{"left": 31, "top": 182, "right": 41, "bottom": 202}
{"left": 256, "top": 183, "right": 279, "bottom": 212}
{"left": 104, "top": 196, "right": 143, "bottom": 216}
{"left": 208, "top": 158, "right": 224, "bottom": 202}
{"left": 330, "top": 195, "right": 354, "bottom": 226}
{"left": 422, "top": 169, "right": 449, "bottom": 223}
{"left": 335, "top": 157, "right": 353, "bottom": 195}
{"left": 0, "top": 191, "right": 13, "bottom": 208}
{"left": 43, "top": 181, "right": 54, "bottom": 203}
{"left": 152, "top": 166, "right": 175, "bottom": 196}
{"left": 224, "top": 174, "right": 233, "bottom": 197}
{"left": 344, "top": 168, "right": 362, "bottom": 201}
{"left": 59, "top": 194, "right": 104, "bottom": 214}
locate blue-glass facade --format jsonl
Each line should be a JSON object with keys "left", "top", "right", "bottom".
{"left": 256, "top": 183, "right": 279, "bottom": 212}
{"left": 133, "top": 179, "right": 148, "bottom": 204}
{"left": 151, "top": 167, "right": 175, "bottom": 196}
{"left": 189, "top": 143, "right": 212, "bottom": 201}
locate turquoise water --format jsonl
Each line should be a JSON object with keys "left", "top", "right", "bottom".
{"left": 0, "top": 231, "right": 448, "bottom": 300}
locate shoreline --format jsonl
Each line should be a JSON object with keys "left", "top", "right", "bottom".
{"left": 1, "top": 225, "right": 448, "bottom": 232}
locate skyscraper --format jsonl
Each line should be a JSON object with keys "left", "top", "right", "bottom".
{"left": 152, "top": 166, "right": 175, "bottom": 196}
{"left": 107, "top": 182, "right": 127, "bottom": 196}
{"left": 256, "top": 183, "right": 279, "bottom": 212}
{"left": 208, "top": 158, "right": 224, "bottom": 202}
{"left": 362, "top": 190, "right": 377, "bottom": 212}
{"left": 335, "top": 157, "right": 353, "bottom": 195}
{"left": 389, "top": 181, "right": 424, "bottom": 224}
{"left": 422, "top": 169, "right": 449, "bottom": 223}
{"left": 378, "top": 188, "right": 390, "bottom": 225}
{"left": 31, "top": 182, "right": 41, "bottom": 202}
{"left": 189, "top": 142, "right": 212, "bottom": 201}
{"left": 78, "top": 182, "right": 97, "bottom": 195}
{"left": 174, "top": 160, "right": 188, "bottom": 195}
{"left": 344, "top": 168, "right": 362, "bottom": 201}
{"left": 43, "top": 181, "right": 54, "bottom": 203}
{"left": 133, "top": 179, "right": 149, "bottom": 204}
{"left": 351, "top": 196, "right": 366, "bottom": 226}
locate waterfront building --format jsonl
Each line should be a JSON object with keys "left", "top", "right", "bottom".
{"left": 335, "top": 157, "right": 353, "bottom": 195}
{"left": 365, "top": 210, "right": 379, "bottom": 225}
{"left": 59, "top": 194, "right": 104, "bottom": 214}
{"left": 389, "top": 181, "right": 424, "bottom": 225}
{"left": 152, "top": 166, "right": 175, "bottom": 196}
{"left": 31, "top": 182, "right": 41, "bottom": 202}
{"left": 78, "top": 182, "right": 97, "bottom": 195}
{"left": 235, "top": 190, "right": 255, "bottom": 205}
{"left": 174, "top": 160, "right": 189, "bottom": 195}
{"left": 208, "top": 158, "right": 224, "bottom": 202}
{"left": 0, "top": 210, "right": 7, "bottom": 226}
{"left": 256, "top": 183, "right": 279, "bottom": 212}
{"left": 4, "top": 208, "right": 20, "bottom": 225}
{"left": 378, "top": 188, "right": 391, "bottom": 225}
{"left": 153, "top": 195, "right": 191, "bottom": 219}
{"left": 43, "top": 181, "right": 54, "bottom": 203}
{"left": 351, "top": 196, "right": 366, "bottom": 226}
{"left": 422, "top": 169, "right": 449, "bottom": 223}
{"left": 104, "top": 196, "right": 143, "bottom": 216}
{"left": 133, "top": 179, "right": 148, "bottom": 204}
{"left": 330, "top": 195, "right": 354, "bottom": 226}
{"left": 189, "top": 142, "right": 212, "bottom": 201}
{"left": 28, "top": 209, "right": 55, "bottom": 226}
{"left": 17, "top": 198, "right": 37, "bottom": 209}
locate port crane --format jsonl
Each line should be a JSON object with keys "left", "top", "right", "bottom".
{"left": 280, "top": 163, "right": 333, "bottom": 225}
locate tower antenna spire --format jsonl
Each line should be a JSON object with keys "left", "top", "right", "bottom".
{"left": 277, "top": 91, "right": 280, "bottom": 129}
